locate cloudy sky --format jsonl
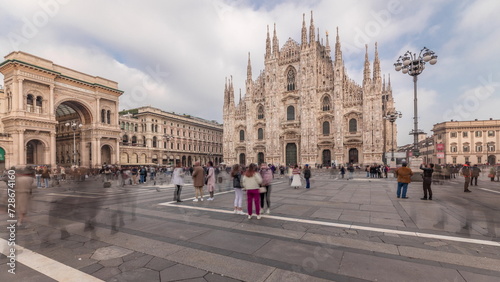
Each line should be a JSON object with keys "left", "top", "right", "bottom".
{"left": 1, "top": 0, "right": 499, "bottom": 145}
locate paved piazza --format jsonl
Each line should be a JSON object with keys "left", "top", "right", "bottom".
{"left": 1, "top": 170, "right": 500, "bottom": 281}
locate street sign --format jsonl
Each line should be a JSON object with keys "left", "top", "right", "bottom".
{"left": 436, "top": 143, "right": 444, "bottom": 150}
{"left": 437, "top": 152, "right": 444, "bottom": 159}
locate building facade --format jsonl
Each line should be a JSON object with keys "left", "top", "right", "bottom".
{"left": 0, "top": 51, "right": 122, "bottom": 170}
{"left": 118, "top": 107, "right": 223, "bottom": 167}
{"left": 432, "top": 119, "right": 500, "bottom": 165}
{"left": 223, "top": 13, "right": 396, "bottom": 166}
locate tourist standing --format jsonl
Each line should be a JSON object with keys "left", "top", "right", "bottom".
{"left": 394, "top": 163, "right": 413, "bottom": 199}
{"left": 303, "top": 164, "right": 312, "bottom": 189}
{"left": 172, "top": 161, "right": 184, "bottom": 202}
{"left": 192, "top": 161, "right": 205, "bottom": 201}
{"left": 35, "top": 166, "right": 42, "bottom": 188}
{"left": 347, "top": 164, "right": 355, "bottom": 180}
{"left": 242, "top": 163, "right": 263, "bottom": 219}
{"left": 259, "top": 163, "right": 273, "bottom": 214}
{"left": 131, "top": 166, "right": 138, "bottom": 185}
{"left": 290, "top": 164, "right": 302, "bottom": 189}
{"left": 460, "top": 162, "right": 472, "bottom": 192}
{"left": 420, "top": 163, "right": 434, "bottom": 200}
{"left": 16, "top": 166, "right": 35, "bottom": 227}
{"left": 340, "top": 166, "right": 345, "bottom": 179}
{"left": 489, "top": 166, "right": 497, "bottom": 182}
{"left": 206, "top": 161, "right": 216, "bottom": 200}
{"left": 470, "top": 164, "right": 481, "bottom": 186}
{"left": 41, "top": 166, "right": 50, "bottom": 188}
{"left": 231, "top": 164, "right": 244, "bottom": 214}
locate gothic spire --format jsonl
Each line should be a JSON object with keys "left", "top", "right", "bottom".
{"left": 373, "top": 42, "right": 381, "bottom": 81}
{"left": 388, "top": 73, "right": 392, "bottom": 91}
{"left": 247, "top": 52, "right": 252, "bottom": 81}
{"left": 301, "top": 13, "right": 307, "bottom": 48}
{"left": 224, "top": 77, "right": 228, "bottom": 106}
{"left": 383, "top": 74, "right": 386, "bottom": 91}
{"left": 363, "top": 44, "right": 371, "bottom": 84}
{"left": 334, "top": 27, "right": 343, "bottom": 66}
{"left": 309, "top": 11, "right": 315, "bottom": 44}
{"left": 272, "top": 23, "right": 279, "bottom": 56}
{"left": 265, "top": 25, "right": 271, "bottom": 59}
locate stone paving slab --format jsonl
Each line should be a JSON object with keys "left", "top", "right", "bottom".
{"left": 166, "top": 248, "right": 275, "bottom": 282}
{"left": 338, "top": 252, "right": 466, "bottom": 282}
{"left": 188, "top": 229, "right": 271, "bottom": 255}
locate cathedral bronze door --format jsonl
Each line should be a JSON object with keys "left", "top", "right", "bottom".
{"left": 349, "top": 148, "right": 358, "bottom": 164}
{"left": 322, "top": 150, "right": 331, "bottom": 166}
{"left": 286, "top": 143, "right": 297, "bottom": 166}
{"left": 239, "top": 153, "right": 246, "bottom": 165}
{"left": 257, "top": 152, "right": 264, "bottom": 165}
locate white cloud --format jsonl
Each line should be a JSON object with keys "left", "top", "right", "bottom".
{"left": 0, "top": 0, "right": 499, "bottom": 146}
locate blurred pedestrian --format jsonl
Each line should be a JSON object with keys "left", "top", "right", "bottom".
{"left": 192, "top": 161, "right": 205, "bottom": 202}
{"left": 172, "top": 161, "right": 184, "bottom": 202}
{"left": 303, "top": 164, "right": 311, "bottom": 189}
{"left": 470, "top": 164, "right": 481, "bottom": 186}
{"left": 231, "top": 164, "right": 244, "bottom": 214}
{"left": 460, "top": 162, "right": 472, "bottom": 192}
{"left": 259, "top": 163, "right": 273, "bottom": 214}
{"left": 16, "top": 167, "right": 35, "bottom": 227}
{"left": 206, "top": 161, "right": 216, "bottom": 200}
{"left": 41, "top": 166, "right": 50, "bottom": 188}
{"left": 242, "top": 163, "right": 262, "bottom": 219}
{"left": 290, "top": 164, "right": 302, "bottom": 189}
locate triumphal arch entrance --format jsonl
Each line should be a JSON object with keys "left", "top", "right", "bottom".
{"left": 0, "top": 51, "right": 123, "bottom": 169}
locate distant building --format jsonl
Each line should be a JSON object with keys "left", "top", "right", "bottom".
{"left": 222, "top": 12, "right": 396, "bottom": 166}
{"left": 118, "top": 107, "right": 223, "bottom": 166}
{"left": 432, "top": 119, "right": 500, "bottom": 165}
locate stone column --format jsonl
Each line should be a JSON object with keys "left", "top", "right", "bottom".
{"left": 115, "top": 138, "right": 120, "bottom": 164}
{"left": 49, "top": 85, "right": 55, "bottom": 115}
{"left": 18, "top": 78, "right": 24, "bottom": 112}
{"left": 50, "top": 132, "right": 56, "bottom": 168}
{"left": 95, "top": 138, "right": 101, "bottom": 166}
{"left": 18, "top": 130, "right": 25, "bottom": 165}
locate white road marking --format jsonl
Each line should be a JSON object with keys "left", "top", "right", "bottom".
{"left": 479, "top": 188, "right": 500, "bottom": 194}
{"left": 0, "top": 238, "right": 103, "bottom": 282}
{"left": 159, "top": 192, "right": 500, "bottom": 248}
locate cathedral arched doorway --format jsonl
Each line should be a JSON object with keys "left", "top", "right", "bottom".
{"left": 488, "top": 155, "right": 496, "bottom": 165}
{"left": 26, "top": 139, "right": 45, "bottom": 165}
{"left": 187, "top": 156, "right": 192, "bottom": 167}
{"left": 101, "top": 145, "right": 112, "bottom": 165}
{"left": 239, "top": 153, "right": 246, "bottom": 165}
{"left": 257, "top": 152, "right": 265, "bottom": 165}
{"left": 55, "top": 101, "right": 93, "bottom": 167}
{"left": 349, "top": 148, "right": 359, "bottom": 164}
{"left": 322, "top": 150, "right": 331, "bottom": 167}
{"left": 286, "top": 143, "right": 297, "bottom": 166}
{"left": 182, "top": 156, "right": 186, "bottom": 166}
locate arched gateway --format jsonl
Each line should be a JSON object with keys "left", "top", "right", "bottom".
{"left": 0, "top": 51, "right": 123, "bottom": 169}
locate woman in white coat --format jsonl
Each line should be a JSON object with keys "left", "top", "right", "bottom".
{"left": 172, "top": 161, "right": 184, "bottom": 202}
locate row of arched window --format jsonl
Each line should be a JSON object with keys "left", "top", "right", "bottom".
{"left": 450, "top": 142, "right": 496, "bottom": 153}
{"left": 238, "top": 118, "right": 358, "bottom": 142}
{"left": 26, "top": 94, "right": 43, "bottom": 113}
{"left": 255, "top": 96, "right": 333, "bottom": 121}
{"left": 101, "top": 109, "right": 111, "bottom": 124}
{"left": 122, "top": 134, "right": 222, "bottom": 153}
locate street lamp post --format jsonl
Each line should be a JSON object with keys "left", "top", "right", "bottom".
{"left": 384, "top": 111, "right": 402, "bottom": 167}
{"left": 65, "top": 121, "right": 83, "bottom": 166}
{"left": 394, "top": 47, "right": 437, "bottom": 178}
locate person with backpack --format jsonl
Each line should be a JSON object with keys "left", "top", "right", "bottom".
{"left": 460, "top": 162, "right": 472, "bottom": 192}
{"left": 205, "top": 161, "right": 216, "bottom": 200}
{"left": 259, "top": 163, "right": 273, "bottom": 214}
{"left": 231, "top": 164, "right": 244, "bottom": 214}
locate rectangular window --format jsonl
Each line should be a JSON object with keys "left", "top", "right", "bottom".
{"left": 450, "top": 132, "right": 457, "bottom": 138}
{"left": 452, "top": 157, "right": 456, "bottom": 164}
{"left": 476, "top": 145, "right": 482, "bottom": 152}
{"left": 488, "top": 130, "right": 495, "bottom": 137}
{"left": 475, "top": 131, "right": 482, "bottom": 137}
{"left": 463, "top": 146, "right": 469, "bottom": 152}
{"left": 465, "top": 156, "right": 469, "bottom": 162}
{"left": 462, "top": 132, "right": 468, "bottom": 138}
{"left": 477, "top": 157, "right": 482, "bottom": 163}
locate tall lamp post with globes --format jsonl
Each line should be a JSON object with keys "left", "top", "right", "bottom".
{"left": 65, "top": 121, "right": 83, "bottom": 166}
{"left": 384, "top": 110, "right": 402, "bottom": 168}
{"left": 394, "top": 47, "right": 437, "bottom": 179}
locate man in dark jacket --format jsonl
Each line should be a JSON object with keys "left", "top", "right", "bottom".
{"left": 420, "top": 163, "right": 434, "bottom": 200}
{"left": 460, "top": 162, "right": 472, "bottom": 192}
{"left": 304, "top": 164, "right": 312, "bottom": 188}
{"left": 470, "top": 164, "right": 481, "bottom": 186}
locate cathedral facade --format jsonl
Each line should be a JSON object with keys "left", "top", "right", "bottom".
{"left": 223, "top": 13, "right": 397, "bottom": 167}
